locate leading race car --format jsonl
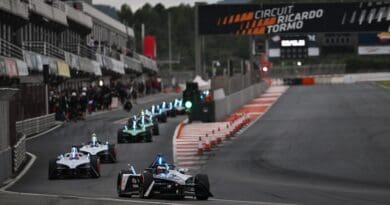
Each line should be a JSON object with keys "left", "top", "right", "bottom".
{"left": 117, "top": 115, "right": 153, "bottom": 143}
{"left": 79, "top": 133, "right": 117, "bottom": 163}
{"left": 117, "top": 154, "right": 213, "bottom": 200}
{"left": 48, "top": 147, "right": 100, "bottom": 180}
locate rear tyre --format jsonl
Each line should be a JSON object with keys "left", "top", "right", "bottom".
{"left": 48, "top": 159, "right": 58, "bottom": 180}
{"left": 152, "top": 124, "right": 159, "bottom": 135}
{"left": 140, "top": 172, "right": 154, "bottom": 198}
{"left": 160, "top": 114, "right": 167, "bottom": 123}
{"left": 117, "top": 130, "right": 125, "bottom": 144}
{"left": 195, "top": 174, "right": 210, "bottom": 200}
{"left": 145, "top": 131, "right": 153, "bottom": 142}
{"left": 90, "top": 155, "right": 101, "bottom": 178}
{"left": 108, "top": 144, "right": 117, "bottom": 162}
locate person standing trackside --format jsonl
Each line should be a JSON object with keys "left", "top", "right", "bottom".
{"left": 130, "top": 85, "right": 138, "bottom": 104}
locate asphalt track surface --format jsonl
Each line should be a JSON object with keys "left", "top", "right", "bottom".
{"left": 4, "top": 83, "right": 390, "bottom": 205}
{"left": 7, "top": 94, "right": 184, "bottom": 197}
{"left": 203, "top": 83, "right": 390, "bottom": 205}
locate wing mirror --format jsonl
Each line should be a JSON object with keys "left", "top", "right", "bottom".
{"left": 58, "top": 154, "right": 64, "bottom": 160}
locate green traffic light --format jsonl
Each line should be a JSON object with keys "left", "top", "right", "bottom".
{"left": 185, "top": 101, "right": 192, "bottom": 109}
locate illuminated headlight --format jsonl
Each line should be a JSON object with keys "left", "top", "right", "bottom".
{"left": 167, "top": 184, "right": 172, "bottom": 189}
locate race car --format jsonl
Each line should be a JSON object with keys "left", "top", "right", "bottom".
{"left": 48, "top": 147, "right": 100, "bottom": 180}
{"left": 159, "top": 101, "right": 176, "bottom": 117}
{"left": 117, "top": 115, "right": 153, "bottom": 143}
{"left": 141, "top": 111, "right": 160, "bottom": 135}
{"left": 117, "top": 154, "right": 213, "bottom": 200}
{"left": 79, "top": 133, "right": 117, "bottom": 163}
{"left": 173, "top": 99, "right": 186, "bottom": 115}
{"left": 150, "top": 104, "right": 168, "bottom": 123}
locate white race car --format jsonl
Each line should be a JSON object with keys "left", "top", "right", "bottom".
{"left": 79, "top": 134, "right": 117, "bottom": 163}
{"left": 48, "top": 147, "right": 100, "bottom": 179}
{"left": 117, "top": 154, "right": 213, "bottom": 200}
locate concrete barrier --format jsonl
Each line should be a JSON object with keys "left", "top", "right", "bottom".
{"left": 0, "top": 147, "right": 12, "bottom": 185}
{"left": 330, "top": 76, "right": 344, "bottom": 84}
{"left": 214, "top": 82, "right": 268, "bottom": 121}
{"left": 344, "top": 72, "right": 390, "bottom": 83}
{"left": 272, "top": 72, "right": 390, "bottom": 85}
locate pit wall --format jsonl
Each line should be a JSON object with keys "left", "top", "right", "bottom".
{"left": 271, "top": 72, "right": 390, "bottom": 86}
{"left": 214, "top": 81, "right": 268, "bottom": 121}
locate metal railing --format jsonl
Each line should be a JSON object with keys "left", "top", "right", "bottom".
{"left": 23, "top": 41, "right": 65, "bottom": 60}
{"left": 0, "top": 37, "right": 24, "bottom": 60}
{"left": 96, "top": 45, "right": 122, "bottom": 61}
{"left": 62, "top": 43, "right": 97, "bottom": 61}
{"left": 136, "top": 53, "right": 158, "bottom": 72}
{"left": 16, "top": 113, "right": 56, "bottom": 137}
{"left": 122, "top": 54, "right": 142, "bottom": 73}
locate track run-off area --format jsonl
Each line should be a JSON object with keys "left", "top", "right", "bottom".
{"left": 2, "top": 83, "right": 390, "bottom": 205}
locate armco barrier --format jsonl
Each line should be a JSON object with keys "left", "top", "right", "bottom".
{"left": 214, "top": 81, "right": 268, "bottom": 121}
{"left": 16, "top": 114, "right": 55, "bottom": 136}
{"left": 12, "top": 134, "right": 26, "bottom": 173}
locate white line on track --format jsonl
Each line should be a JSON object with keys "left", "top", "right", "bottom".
{"left": 1, "top": 152, "right": 36, "bottom": 191}
{"left": 211, "top": 198, "right": 296, "bottom": 205}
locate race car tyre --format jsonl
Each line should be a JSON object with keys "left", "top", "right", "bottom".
{"left": 117, "top": 130, "right": 126, "bottom": 143}
{"left": 195, "top": 174, "right": 210, "bottom": 200}
{"left": 159, "top": 114, "right": 167, "bottom": 123}
{"left": 48, "top": 159, "right": 58, "bottom": 180}
{"left": 108, "top": 144, "right": 117, "bottom": 162}
{"left": 117, "top": 170, "right": 131, "bottom": 197}
{"left": 90, "top": 155, "right": 101, "bottom": 178}
{"left": 168, "top": 110, "right": 177, "bottom": 118}
{"left": 152, "top": 124, "right": 159, "bottom": 135}
{"left": 140, "top": 172, "right": 154, "bottom": 198}
{"left": 145, "top": 132, "right": 153, "bottom": 142}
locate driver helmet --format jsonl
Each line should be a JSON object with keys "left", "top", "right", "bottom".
{"left": 70, "top": 147, "right": 79, "bottom": 160}
{"left": 156, "top": 165, "right": 167, "bottom": 175}
{"left": 91, "top": 133, "right": 97, "bottom": 146}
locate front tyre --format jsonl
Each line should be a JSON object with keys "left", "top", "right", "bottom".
{"left": 108, "top": 144, "right": 117, "bottom": 162}
{"left": 90, "top": 155, "right": 101, "bottom": 178}
{"left": 48, "top": 159, "right": 58, "bottom": 180}
{"left": 195, "top": 174, "right": 211, "bottom": 200}
{"left": 140, "top": 172, "right": 154, "bottom": 198}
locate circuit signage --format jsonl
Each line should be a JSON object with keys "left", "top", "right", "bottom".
{"left": 198, "top": 2, "right": 390, "bottom": 35}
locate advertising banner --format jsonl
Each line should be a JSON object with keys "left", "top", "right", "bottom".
{"left": 57, "top": 61, "right": 70, "bottom": 77}
{"left": 199, "top": 2, "right": 390, "bottom": 35}
{"left": 16, "top": 59, "right": 29, "bottom": 76}
{"left": 144, "top": 35, "right": 156, "bottom": 60}
{"left": 4, "top": 58, "right": 18, "bottom": 77}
